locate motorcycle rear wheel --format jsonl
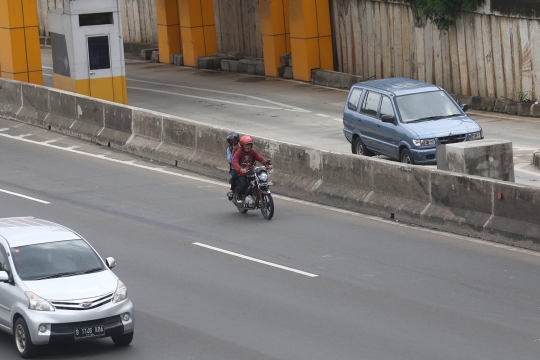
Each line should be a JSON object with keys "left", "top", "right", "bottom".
{"left": 260, "top": 194, "right": 274, "bottom": 220}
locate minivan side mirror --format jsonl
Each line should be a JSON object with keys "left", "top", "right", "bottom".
{"left": 106, "top": 257, "right": 116, "bottom": 269}
{"left": 0, "top": 271, "right": 9, "bottom": 282}
{"left": 381, "top": 115, "right": 395, "bottom": 124}
{"left": 461, "top": 104, "right": 469, "bottom": 112}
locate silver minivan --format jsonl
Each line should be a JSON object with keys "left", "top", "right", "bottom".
{"left": 0, "top": 217, "right": 134, "bottom": 358}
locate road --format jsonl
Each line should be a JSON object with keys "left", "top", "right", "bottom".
{"left": 39, "top": 48, "right": 540, "bottom": 187}
{"left": 1, "top": 119, "right": 540, "bottom": 359}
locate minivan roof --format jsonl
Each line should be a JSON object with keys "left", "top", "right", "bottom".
{"left": 357, "top": 78, "right": 440, "bottom": 96}
{"left": 0, "top": 217, "right": 80, "bottom": 247}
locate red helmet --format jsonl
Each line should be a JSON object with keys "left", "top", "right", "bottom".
{"left": 239, "top": 135, "right": 253, "bottom": 147}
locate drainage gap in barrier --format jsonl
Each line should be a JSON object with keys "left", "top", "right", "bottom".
{"left": 48, "top": 125, "right": 51, "bottom": 131}
{"left": 175, "top": 160, "right": 178, "bottom": 167}
{"left": 390, "top": 213, "right": 395, "bottom": 220}
{"left": 107, "top": 142, "right": 110, "bottom": 147}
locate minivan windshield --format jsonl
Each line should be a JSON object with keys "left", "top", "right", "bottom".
{"left": 396, "top": 90, "right": 463, "bottom": 123}
{"left": 11, "top": 239, "right": 106, "bottom": 281}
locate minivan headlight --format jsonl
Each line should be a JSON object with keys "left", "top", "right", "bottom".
{"left": 112, "top": 280, "right": 127, "bottom": 303}
{"left": 469, "top": 131, "right": 483, "bottom": 140}
{"left": 25, "top": 292, "right": 55, "bottom": 312}
{"left": 412, "top": 138, "right": 436, "bottom": 147}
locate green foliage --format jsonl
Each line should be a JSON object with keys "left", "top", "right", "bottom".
{"left": 404, "top": 0, "right": 487, "bottom": 31}
{"left": 517, "top": 91, "right": 536, "bottom": 103}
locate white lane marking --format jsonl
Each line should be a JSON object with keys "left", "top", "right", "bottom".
{"left": 126, "top": 78, "right": 308, "bottom": 112}
{"left": 334, "top": 118, "right": 343, "bottom": 122}
{"left": 43, "top": 139, "right": 60, "bottom": 144}
{"left": 42, "top": 66, "right": 53, "bottom": 70}
{"left": 0, "top": 128, "right": 10, "bottom": 132}
{"left": 0, "top": 189, "right": 50, "bottom": 204}
{"left": 2, "top": 132, "right": 540, "bottom": 258}
{"left": 315, "top": 113, "right": 330, "bottom": 118}
{"left": 16, "top": 134, "right": 33, "bottom": 138}
{"left": 127, "top": 86, "right": 283, "bottom": 110}
{"left": 193, "top": 242, "right": 318, "bottom": 277}
{"left": 65, "top": 145, "right": 81, "bottom": 150}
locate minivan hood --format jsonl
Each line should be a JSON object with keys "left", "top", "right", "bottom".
{"left": 23, "top": 270, "right": 117, "bottom": 301}
{"left": 405, "top": 116, "right": 481, "bottom": 138}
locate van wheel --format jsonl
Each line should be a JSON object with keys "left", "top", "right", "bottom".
{"left": 14, "top": 318, "right": 36, "bottom": 359}
{"left": 400, "top": 148, "right": 415, "bottom": 164}
{"left": 352, "top": 137, "right": 373, "bottom": 157}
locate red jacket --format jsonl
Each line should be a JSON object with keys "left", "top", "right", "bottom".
{"left": 232, "top": 148, "right": 268, "bottom": 176}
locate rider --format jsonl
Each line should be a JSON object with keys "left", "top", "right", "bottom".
{"left": 226, "top": 132, "right": 240, "bottom": 200}
{"left": 232, "top": 135, "right": 273, "bottom": 203}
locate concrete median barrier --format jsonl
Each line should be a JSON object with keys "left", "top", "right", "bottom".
{"left": 20, "top": 83, "right": 49, "bottom": 127}
{"left": 424, "top": 171, "right": 493, "bottom": 238}
{"left": 72, "top": 97, "right": 105, "bottom": 143}
{"left": 489, "top": 183, "right": 540, "bottom": 245}
{"left": 0, "top": 80, "right": 22, "bottom": 120}
{"left": 1, "top": 77, "right": 540, "bottom": 250}
{"left": 48, "top": 89, "right": 77, "bottom": 131}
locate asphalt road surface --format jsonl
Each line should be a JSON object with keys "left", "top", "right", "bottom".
{"left": 39, "top": 48, "right": 540, "bottom": 188}
{"left": 1, "top": 119, "right": 540, "bottom": 359}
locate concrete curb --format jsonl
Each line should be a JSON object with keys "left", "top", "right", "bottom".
{"left": 312, "top": 69, "right": 363, "bottom": 89}
{"left": 1, "top": 77, "right": 540, "bottom": 251}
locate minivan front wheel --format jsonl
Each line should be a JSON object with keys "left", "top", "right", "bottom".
{"left": 353, "top": 137, "right": 373, "bottom": 157}
{"left": 112, "top": 331, "right": 134, "bottom": 346}
{"left": 14, "top": 318, "right": 36, "bottom": 359}
{"left": 400, "top": 148, "right": 415, "bottom": 165}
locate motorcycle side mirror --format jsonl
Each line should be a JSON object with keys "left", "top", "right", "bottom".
{"left": 461, "top": 104, "right": 469, "bottom": 112}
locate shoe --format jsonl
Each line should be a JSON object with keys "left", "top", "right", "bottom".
{"left": 236, "top": 197, "right": 243, "bottom": 204}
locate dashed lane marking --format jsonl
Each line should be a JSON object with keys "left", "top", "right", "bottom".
{"left": 193, "top": 242, "right": 318, "bottom": 277}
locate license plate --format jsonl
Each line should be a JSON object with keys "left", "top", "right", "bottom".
{"left": 74, "top": 325, "right": 105, "bottom": 339}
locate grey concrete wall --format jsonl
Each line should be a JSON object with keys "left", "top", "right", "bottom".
{"left": 1, "top": 77, "right": 539, "bottom": 250}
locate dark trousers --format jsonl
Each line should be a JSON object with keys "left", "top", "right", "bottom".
{"left": 229, "top": 169, "right": 238, "bottom": 191}
{"left": 236, "top": 176, "right": 249, "bottom": 197}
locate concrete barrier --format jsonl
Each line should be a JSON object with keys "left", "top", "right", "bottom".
{"left": 534, "top": 152, "right": 540, "bottom": 170}
{"left": 1, "top": 76, "right": 540, "bottom": 250}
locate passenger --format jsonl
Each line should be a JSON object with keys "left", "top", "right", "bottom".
{"left": 226, "top": 132, "right": 240, "bottom": 200}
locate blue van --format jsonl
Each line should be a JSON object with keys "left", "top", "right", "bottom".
{"left": 342, "top": 78, "right": 483, "bottom": 165}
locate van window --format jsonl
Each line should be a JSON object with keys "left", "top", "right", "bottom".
{"left": 347, "top": 88, "right": 363, "bottom": 111}
{"left": 379, "top": 96, "right": 395, "bottom": 119}
{"left": 361, "top": 92, "right": 381, "bottom": 117}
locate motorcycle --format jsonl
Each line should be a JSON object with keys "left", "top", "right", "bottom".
{"left": 229, "top": 163, "right": 274, "bottom": 220}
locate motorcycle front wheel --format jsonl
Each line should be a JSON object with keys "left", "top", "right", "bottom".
{"left": 260, "top": 194, "right": 274, "bottom": 220}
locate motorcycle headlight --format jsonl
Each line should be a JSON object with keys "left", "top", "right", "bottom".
{"left": 469, "top": 131, "right": 483, "bottom": 140}
{"left": 25, "top": 292, "right": 55, "bottom": 312}
{"left": 412, "top": 138, "right": 436, "bottom": 147}
{"left": 112, "top": 280, "right": 128, "bottom": 303}
{"left": 258, "top": 171, "right": 268, "bottom": 182}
